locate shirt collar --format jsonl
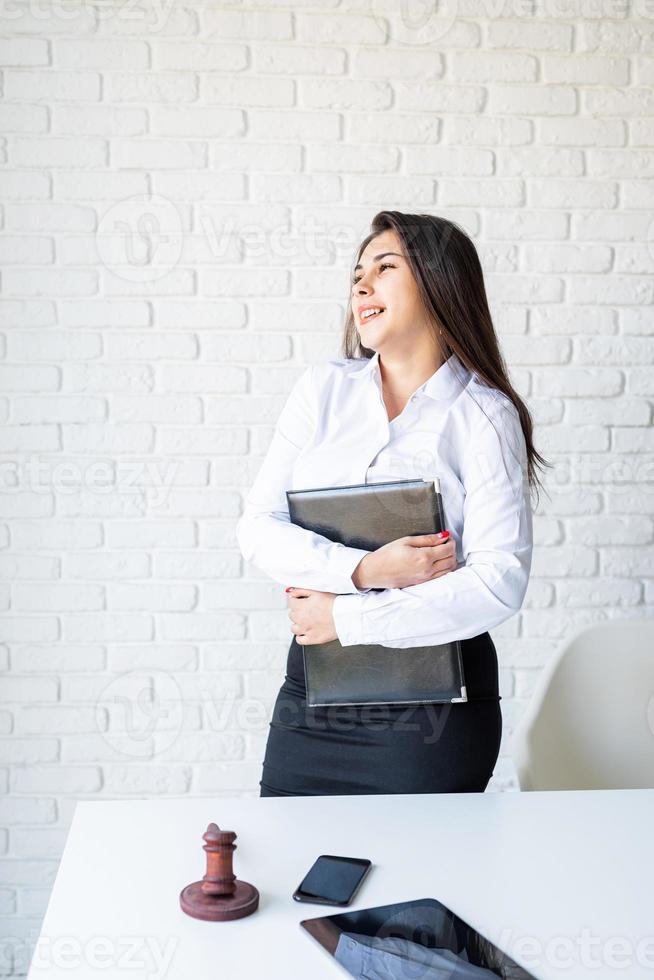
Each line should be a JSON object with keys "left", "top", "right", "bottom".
{"left": 347, "top": 350, "right": 470, "bottom": 401}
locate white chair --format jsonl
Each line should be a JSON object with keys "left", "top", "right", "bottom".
{"left": 511, "top": 618, "right": 654, "bottom": 790}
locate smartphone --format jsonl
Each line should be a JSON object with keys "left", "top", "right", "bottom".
{"left": 293, "top": 854, "right": 372, "bottom": 907}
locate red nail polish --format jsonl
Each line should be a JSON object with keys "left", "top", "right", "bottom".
{"left": 285, "top": 587, "right": 292, "bottom": 593}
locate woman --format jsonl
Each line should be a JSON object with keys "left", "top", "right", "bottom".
{"left": 236, "top": 210, "right": 550, "bottom": 798}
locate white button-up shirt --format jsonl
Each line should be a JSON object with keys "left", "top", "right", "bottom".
{"left": 235, "top": 351, "right": 533, "bottom": 649}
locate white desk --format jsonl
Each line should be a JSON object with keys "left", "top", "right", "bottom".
{"left": 26, "top": 789, "right": 654, "bottom": 979}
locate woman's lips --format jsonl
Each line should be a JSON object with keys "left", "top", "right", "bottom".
{"left": 360, "top": 310, "right": 384, "bottom": 324}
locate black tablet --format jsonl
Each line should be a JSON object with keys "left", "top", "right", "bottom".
{"left": 300, "top": 896, "right": 536, "bottom": 978}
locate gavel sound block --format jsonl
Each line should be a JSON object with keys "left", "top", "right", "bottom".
{"left": 179, "top": 822, "right": 259, "bottom": 922}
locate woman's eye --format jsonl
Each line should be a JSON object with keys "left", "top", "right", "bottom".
{"left": 351, "top": 262, "right": 395, "bottom": 285}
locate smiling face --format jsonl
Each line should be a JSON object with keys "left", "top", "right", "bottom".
{"left": 350, "top": 229, "right": 437, "bottom": 359}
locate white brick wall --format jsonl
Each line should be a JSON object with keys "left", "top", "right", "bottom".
{"left": 1, "top": 1, "right": 653, "bottom": 973}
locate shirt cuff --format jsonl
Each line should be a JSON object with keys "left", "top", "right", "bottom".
{"left": 338, "top": 546, "right": 374, "bottom": 596}
{"left": 334, "top": 934, "right": 365, "bottom": 974}
{"left": 332, "top": 592, "right": 366, "bottom": 646}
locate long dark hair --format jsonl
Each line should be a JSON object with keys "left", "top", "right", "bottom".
{"left": 341, "top": 210, "right": 553, "bottom": 510}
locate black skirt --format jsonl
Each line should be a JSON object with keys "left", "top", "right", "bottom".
{"left": 259, "top": 632, "right": 502, "bottom": 797}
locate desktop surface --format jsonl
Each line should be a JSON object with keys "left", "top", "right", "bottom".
{"left": 26, "top": 788, "right": 654, "bottom": 979}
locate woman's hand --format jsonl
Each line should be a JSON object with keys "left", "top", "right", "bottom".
{"left": 286, "top": 532, "right": 458, "bottom": 642}
{"left": 286, "top": 588, "right": 338, "bottom": 645}
{"left": 352, "top": 532, "right": 457, "bottom": 590}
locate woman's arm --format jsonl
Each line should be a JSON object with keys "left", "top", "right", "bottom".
{"left": 331, "top": 397, "right": 533, "bottom": 647}
{"left": 235, "top": 364, "right": 373, "bottom": 595}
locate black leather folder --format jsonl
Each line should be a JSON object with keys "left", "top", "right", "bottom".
{"left": 286, "top": 478, "right": 467, "bottom": 707}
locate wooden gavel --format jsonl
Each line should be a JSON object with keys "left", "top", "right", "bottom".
{"left": 179, "top": 822, "right": 259, "bottom": 921}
